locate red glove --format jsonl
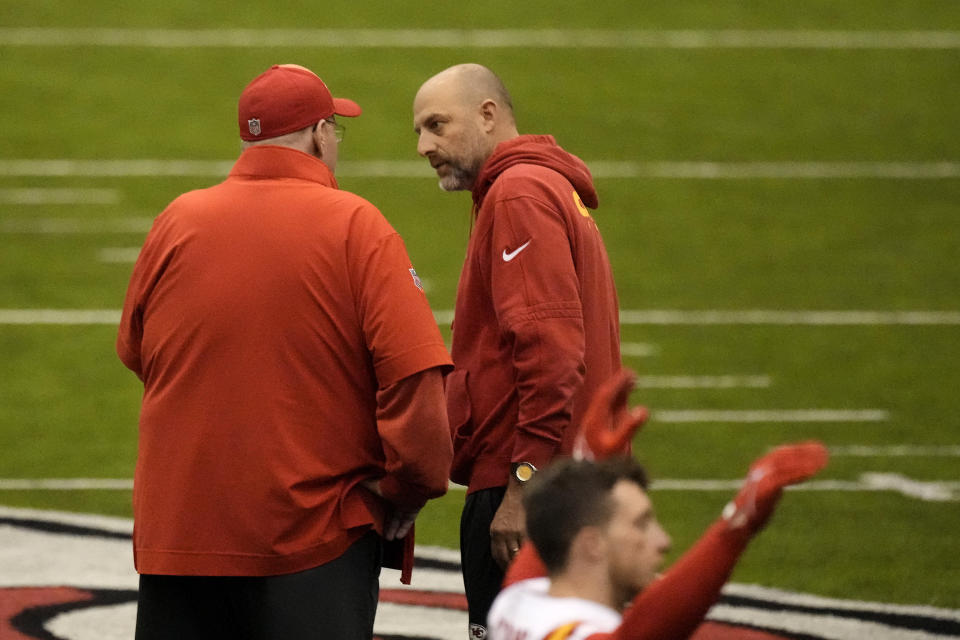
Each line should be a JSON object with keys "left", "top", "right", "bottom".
{"left": 722, "top": 441, "right": 829, "bottom": 534}
{"left": 573, "top": 368, "right": 649, "bottom": 461}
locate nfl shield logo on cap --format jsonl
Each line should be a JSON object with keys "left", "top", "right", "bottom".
{"left": 247, "top": 118, "right": 262, "bottom": 137}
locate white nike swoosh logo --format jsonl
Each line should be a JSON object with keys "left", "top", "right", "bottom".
{"left": 502, "top": 240, "right": 532, "bottom": 262}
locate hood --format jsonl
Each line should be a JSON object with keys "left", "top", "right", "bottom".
{"left": 472, "top": 135, "right": 598, "bottom": 210}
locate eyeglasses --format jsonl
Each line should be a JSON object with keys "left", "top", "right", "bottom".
{"left": 323, "top": 118, "right": 345, "bottom": 143}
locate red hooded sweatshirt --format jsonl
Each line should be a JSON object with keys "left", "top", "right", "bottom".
{"left": 446, "top": 135, "right": 622, "bottom": 491}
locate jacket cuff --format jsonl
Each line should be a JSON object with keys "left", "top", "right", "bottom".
{"left": 378, "top": 475, "right": 436, "bottom": 511}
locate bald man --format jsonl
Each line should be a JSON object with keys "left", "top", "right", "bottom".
{"left": 414, "top": 64, "right": 623, "bottom": 638}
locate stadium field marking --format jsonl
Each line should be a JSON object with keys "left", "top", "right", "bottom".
{"left": 652, "top": 409, "right": 889, "bottom": 423}
{"left": 830, "top": 445, "right": 960, "bottom": 457}
{"left": 4, "top": 309, "right": 960, "bottom": 326}
{"left": 0, "top": 309, "right": 121, "bottom": 324}
{"left": 4, "top": 474, "right": 956, "bottom": 501}
{"left": 619, "top": 309, "right": 960, "bottom": 325}
{"left": 620, "top": 342, "right": 658, "bottom": 357}
{"left": 0, "top": 479, "right": 133, "bottom": 490}
{"left": 653, "top": 474, "right": 959, "bottom": 502}
{"left": 0, "top": 217, "right": 153, "bottom": 234}
{"left": 636, "top": 375, "right": 771, "bottom": 389}
{"left": 0, "top": 188, "right": 120, "bottom": 205}
{"left": 1, "top": 28, "right": 960, "bottom": 49}
{"left": 97, "top": 247, "right": 141, "bottom": 263}
{"left": 2, "top": 159, "right": 959, "bottom": 179}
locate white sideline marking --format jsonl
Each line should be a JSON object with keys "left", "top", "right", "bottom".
{"left": 620, "top": 309, "right": 960, "bottom": 325}
{"left": 0, "top": 479, "right": 133, "bottom": 490}
{"left": 636, "top": 375, "right": 771, "bottom": 389}
{"left": 653, "top": 409, "right": 889, "bottom": 423}
{"left": 0, "top": 188, "right": 120, "bottom": 205}
{"left": 8, "top": 475, "right": 954, "bottom": 501}
{"left": 652, "top": 474, "right": 960, "bottom": 502}
{"left": 589, "top": 161, "right": 960, "bottom": 179}
{"left": 97, "top": 247, "right": 141, "bottom": 263}
{"left": 1, "top": 28, "right": 959, "bottom": 49}
{"left": 4, "top": 309, "right": 960, "bottom": 326}
{"left": 0, "top": 217, "right": 153, "bottom": 234}
{"left": 0, "top": 309, "right": 120, "bottom": 324}
{"left": 831, "top": 445, "right": 960, "bottom": 457}
{"left": 1, "top": 159, "right": 959, "bottom": 180}
{"left": 620, "top": 342, "right": 658, "bottom": 357}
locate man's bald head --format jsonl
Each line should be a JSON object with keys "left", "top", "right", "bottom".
{"left": 413, "top": 64, "right": 520, "bottom": 191}
{"left": 418, "top": 64, "right": 515, "bottom": 124}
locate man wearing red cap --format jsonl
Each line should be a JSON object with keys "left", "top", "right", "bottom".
{"left": 118, "top": 64, "right": 453, "bottom": 640}
{"left": 413, "top": 64, "right": 623, "bottom": 638}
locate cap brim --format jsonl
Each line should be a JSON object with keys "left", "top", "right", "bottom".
{"left": 333, "top": 97, "right": 362, "bottom": 118}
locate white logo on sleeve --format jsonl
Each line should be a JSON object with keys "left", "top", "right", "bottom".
{"left": 502, "top": 240, "right": 532, "bottom": 262}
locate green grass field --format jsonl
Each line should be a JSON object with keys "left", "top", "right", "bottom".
{"left": 1, "top": 0, "right": 958, "bottom": 612}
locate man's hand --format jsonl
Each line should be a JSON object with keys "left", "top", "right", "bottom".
{"left": 574, "top": 368, "right": 649, "bottom": 461}
{"left": 362, "top": 479, "right": 419, "bottom": 541}
{"left": 723, "top": 441, "right": 829, "bottom": 534}
{"left": 490, "top": 481, "right": 526, "bottom": 569}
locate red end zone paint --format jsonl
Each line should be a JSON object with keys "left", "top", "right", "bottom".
{"left": 2, "top": 508, "right": 959, "bottom": 640}
{"left": 0, "top": 587, "right": 95, "bottom": 640}
{"left": 381, "top": 588, "right": 469, "bottom": 611}
{"left": 692, "top": 622, "right": 791, "bottom": 640}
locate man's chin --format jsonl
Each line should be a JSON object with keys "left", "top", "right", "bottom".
{"left": 438, "top": 176, "right": 469, "bottom": 192}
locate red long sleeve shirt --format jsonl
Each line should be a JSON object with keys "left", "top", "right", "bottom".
{"left": 447, "top": 135, "right": 621, "bottom": 490}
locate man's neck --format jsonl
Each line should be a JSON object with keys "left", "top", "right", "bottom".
{"left": 548, "top": 572, "right": 620, "bottom": 612}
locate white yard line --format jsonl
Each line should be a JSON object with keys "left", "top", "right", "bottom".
{"left": 620, "top": 309, "right": 960, "bottom": 325}
{"left": 1, "top": 28, "right": 959, "bottom": 49}
{"left": 0, "top": 217, "right": 153, "bottom": 234}
{"left": 652, "top": 409, "right": 890, "bottom": 423}
{"left": 97, "top": 247, "right": 141, "bottom": 263}
{"left": 830, "top": 445, "right": 960, "bottom": 457}
{"left": 3, "top": 309, "right": 960, "bottom": 326}
{"left": 654, "top": 474, "right": 959, "bottom": 502}
{"left": 1, "top": 159, "right": 958, "bottom": 179}
{"left": 619, "top": 342, "right": 659, "bottom": 357}
{"left": 0, "top": 309, "right": 121, "bottom": 324}
{"left": 636, "top": 375, "right": 771, "bottom": 389}
{"left": 0, "top": 479, "right": 133, "bottom": 490}
{"left": 7, "top": 474, "right": 954, "bottom": 501}
{"left": 0, "top": 188, "right": 120, "bottom": 205}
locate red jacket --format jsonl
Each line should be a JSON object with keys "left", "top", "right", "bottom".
{"left": 446, "top": 135, "right": 621, "bottom": 491}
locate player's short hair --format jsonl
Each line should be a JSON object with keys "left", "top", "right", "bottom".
{"left": 523, "top": 457, "right": 649, "bottom": 574}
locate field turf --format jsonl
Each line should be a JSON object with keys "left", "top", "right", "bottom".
{"left": 1, "top": 0, "right": 958, "bottom": 611}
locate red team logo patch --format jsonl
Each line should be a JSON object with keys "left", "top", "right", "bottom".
{"left": 1, "top": 507, "right": 958, "bottom": 640}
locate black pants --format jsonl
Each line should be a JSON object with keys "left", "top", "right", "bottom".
{"left": 135, "top": 531, "right": 381, "bottom": 640}
{"left": 460, "top": 486, "right": 506, "bottom": 637}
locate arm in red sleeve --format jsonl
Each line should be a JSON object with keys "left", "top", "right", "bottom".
{"left": 609, "top": 442, "right": 829, "bottom": 640}
{"left": 611, "top": 520, "right": 750, "bottom": 640}
{"left": 375, "top": 366, "right": 453, "bottom": 510}
{"left": 503, "top": 542, "right": 549, "bottom": 587}
{"left": 489, "top": 192, "right": 586, "bottom": 468}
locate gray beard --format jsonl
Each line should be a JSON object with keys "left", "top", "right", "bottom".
{"left": 438, "top": 163, "right": 479, "bottom": 192}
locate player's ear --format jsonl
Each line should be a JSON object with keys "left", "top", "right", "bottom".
{"left": 571, "top": 526, "right": 607, "bottom": 564}
{"left": 311, "top": 121, "right": 325, "bottom": 157}
{"left": 479, "top": 99, "right": 498, "bottom": 133}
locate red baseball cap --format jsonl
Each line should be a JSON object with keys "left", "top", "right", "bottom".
{"left": 238, "top": 64, "right": 362, "bottom": 141}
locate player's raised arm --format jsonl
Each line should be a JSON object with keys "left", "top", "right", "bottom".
{"left": 611, "top": 442, "right": 829, "bottom": 640}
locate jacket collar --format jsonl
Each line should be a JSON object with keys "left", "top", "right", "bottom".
{"left": 229, "top": 145, "right": 338, "bottom": 189}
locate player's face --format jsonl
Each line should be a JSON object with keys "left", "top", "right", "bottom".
{"left": 603, "top": 480, "right": 672, "bottom": 604}
{"left": 413, "top": 84, "right": 489, "bottom": 192}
